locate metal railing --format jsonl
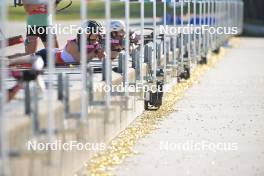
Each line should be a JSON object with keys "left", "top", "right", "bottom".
{"left": 0, "top": 0, "right": 244, "bottom": 175}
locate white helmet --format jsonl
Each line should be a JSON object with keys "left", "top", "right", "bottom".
{"left": 110, "top": 20, "right": 125, "bottom": 32}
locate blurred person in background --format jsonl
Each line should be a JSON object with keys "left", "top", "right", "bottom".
{"left": 22, "top": 0, "right": 59, "bottom": 54}
{"left": 110, "top": 20, "right": 126, "bottom": 60}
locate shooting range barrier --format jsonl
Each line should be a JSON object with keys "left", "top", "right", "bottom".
{"left": 0, "top": 0, "right": 244, "bottom": 176}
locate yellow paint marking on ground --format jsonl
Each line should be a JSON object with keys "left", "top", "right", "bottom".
{"left": 83, "top": 38, "right": 238, "bottom": 176}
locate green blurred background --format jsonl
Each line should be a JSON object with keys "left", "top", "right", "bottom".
{"left": 8, "top": 0, "right": 264, "bottom": 36}
{"left": 8, "top": 1, "right": 166, "bottom": 21}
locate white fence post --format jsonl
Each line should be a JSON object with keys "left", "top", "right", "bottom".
{"left": 125, "top": 0, "right": 130, "bottom": 95}
{"left": 105, "top": 0, "right": 111, "bottom": 107}
{"left": 46, "top": 0, "right": 56, "bottom": 141}
{"left": 80, "top": 0, "right": 88, "bottom": 122}
{"left": 0, "top": 0, "right": 10, "bottom": 175}
{"left": 153, "top": 0, "right": 157, "bottom": 80}
{"left": 140, "top": 0, "right": 145, "bottom": 82}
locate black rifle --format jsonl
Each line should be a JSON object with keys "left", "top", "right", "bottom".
{"left": 131, "top": 28, "right": 165, "bottom": 45}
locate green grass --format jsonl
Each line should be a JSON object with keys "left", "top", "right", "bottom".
{"left": 8, "top": 1, "right": 184, "bottom": 21}
{"left": 8, "top": 1, "right": 155, "bottom": 21}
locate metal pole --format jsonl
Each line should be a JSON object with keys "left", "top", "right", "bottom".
{"left": 226, "top": 0, "right": 230, "bottom": 40}
{"left": 105, "top": 0, "right": 111, "bottom": 107}
{"left": 209, "top": 0, "right": 212, "bottom": 48}
{"left": 31, "top": 82, "right": 40, "bottom": 136}
{"left": 230, "top": 0, "right": 233, "bottom": 38}
{"left": 209, "top": 0, "right": 212, "bottom": 49}
{"left": 173, "top": 0, "right": 177, "bottom": 67}
{"left": 220, "top": 0, "right": 223, "bottom": 44}
{"left": 212, "top": 0, "right": 215, "bottom": 42}
{"left": 234, "top": 0, "right": 236, "bottom": 36}
{"left": 215, "top": 0, "right": 219, "bottom": 48}
{"left": 180, "top": 0, "right": 184, "bottom": 64}
{"left": 224, "top": 0, "right": 227, "bottom": 41}
{"left": 57, "top": 73, "right": 63, "bottom": 101}
{"left": 207, "top": 0, "right": 210, "bottom": 50}
{"left": 140, "top": 0, "right": 144, "bottom": 82}
{"left": 212, "top": 0, "right": 216, "bottom": 49}
{"left": 47, "top": 0, "right": 55, "bottom": 140}
{"left": 193, "top": 0, "right": 197, "bottom": 58}
{"left": 163, "top": 0, "right": 167, "bottom": 75}
{"left": 199, "top": 0, "right": 202, "bottom": 57}
{"left": 25, "top": 82, "right": 31, "bottom": 115}
{"left": 187, "top": 0, "right": 191, "bottom": 61}
{"left": 236, "top": 0, "right": 238, "bottom": 33}
{"left": 203, "top": 0, "right": 206, "bottom": 55}
{"left": 80, "top": 0, "right": 88, "bottom": 122}
{"left": 230, "top": 0, "right": 233, "bottom": 37}
{"left": 0, "top": 0, "right": 10, "bottom": 174}
{"left": 153, "top": 0, "right": 157, "bottom": 80}
{"left": 124, "top": 0, "right": 130, "bottom": 95}
{"left": 63, "top": 74, "right": 70, "bottom": 119}
{"left": 212, "top": 0, "right": 215, "bottom": 47}
{"left": 241, "top": 1, "right": 244, "bottom": 34}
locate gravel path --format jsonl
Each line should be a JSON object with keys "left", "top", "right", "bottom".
{"left": 114, "top": 37, "right": 264, "bottom": 176}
